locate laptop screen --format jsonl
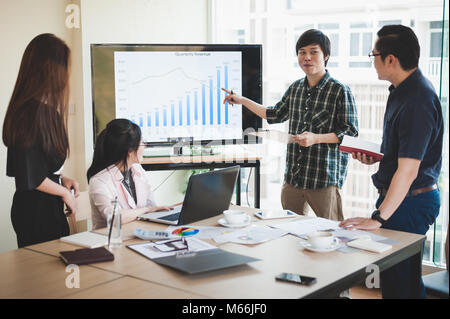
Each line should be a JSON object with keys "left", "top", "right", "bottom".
{"left": 178, "top": 166, "right": 240, "bottom": 225}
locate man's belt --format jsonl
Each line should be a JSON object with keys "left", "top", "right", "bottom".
{"left": 378, "top": 184, "right": 437, "bottom": 197}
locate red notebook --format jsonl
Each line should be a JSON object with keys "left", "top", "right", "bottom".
{"left": 339, "top": 135, "right": 383, "bottom": 162}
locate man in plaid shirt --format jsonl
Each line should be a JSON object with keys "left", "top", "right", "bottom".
{"left": 223, "top": 29, "right": 358, "bottom": 221}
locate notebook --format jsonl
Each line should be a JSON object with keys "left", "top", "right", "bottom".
{"left": 138, "top": 166, "right": 239, "bottom": 225}
{"left": 339, "top": 135, "right": 384, "bottom": 162}
{"left": 60, "top": 231, "right": 108, "bottom": 248}
{"left": 59, "top": 247, "right": 114, "bottom": 265}
{"left": 347, "top": 238, "right": 392, "bottom": 253}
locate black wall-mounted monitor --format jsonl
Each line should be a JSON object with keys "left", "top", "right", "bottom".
{"left": 90, "top": 43, "right": 262, "bottom": 147}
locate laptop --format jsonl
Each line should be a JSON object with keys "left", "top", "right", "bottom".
{"left": 138, "top": 166, "right": 240, "bottom": 225}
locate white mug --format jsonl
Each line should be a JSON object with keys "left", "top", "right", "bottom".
{"left": 306, "top": 231, "right": 338, "bottom": 249}
{"left": 223, "top": 210, "right": 248, "bottom": 225}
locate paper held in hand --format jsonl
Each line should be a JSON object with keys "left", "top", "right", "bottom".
{"left": 339, "top": 135, "right": 384, "bottom": 162}
{"left": 248, "top": 129, "right": 295, "bottom": 144}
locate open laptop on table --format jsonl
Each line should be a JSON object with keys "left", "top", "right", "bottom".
{"left": 138, "top": 166, "right": 240, "bottom": 225}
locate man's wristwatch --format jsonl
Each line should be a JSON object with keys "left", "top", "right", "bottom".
{"left": 371, "top": 209, "right": 387, "bottom": 225}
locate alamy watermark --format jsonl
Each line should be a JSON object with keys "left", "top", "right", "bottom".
{"left": 365, "top": 264, "right": 380, "bottom": 289}
{"left": 65, "top": 4, "right": 80, "bottom": 29}
{"left": 65, "top": 264, "right": 80, "bottom": 289}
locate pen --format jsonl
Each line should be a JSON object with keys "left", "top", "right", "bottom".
{"left": 182, "top": 237, "right": 189, "bottom": 251}
{"left": 223, "top": 89, "right": 235, "bottom": 106}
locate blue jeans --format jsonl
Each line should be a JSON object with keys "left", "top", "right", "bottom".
{"left": 376, "top": 189, "right": 441, "bottom": 299}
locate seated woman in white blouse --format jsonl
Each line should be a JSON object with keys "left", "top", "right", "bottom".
{"left": 87, "top": 119, "right": 174, "bottom": 229}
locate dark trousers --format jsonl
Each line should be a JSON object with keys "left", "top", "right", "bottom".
{"left": 376, "top": 189, "right": 440, "bottom": 299}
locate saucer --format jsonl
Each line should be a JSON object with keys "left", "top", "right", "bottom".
{"left": 218, "top": 216, "right": 251, "bottom": 228}
{"left": 300, "top": 240, "right": 340, "bottom": 253}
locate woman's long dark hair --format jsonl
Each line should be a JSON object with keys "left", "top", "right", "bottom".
{"left": 3, "top": 33, "right": 70, "bottom": 158}
{"left": 87, "top": 119, "right": 142, "bottom": 182}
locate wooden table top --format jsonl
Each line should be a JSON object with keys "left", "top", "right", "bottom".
{"left": 17, "top": 207, "right": 424, "bottom": 299}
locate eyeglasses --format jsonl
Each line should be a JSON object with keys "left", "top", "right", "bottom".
{"left": 368, "top": 52, "right": 382, "bottom": 63}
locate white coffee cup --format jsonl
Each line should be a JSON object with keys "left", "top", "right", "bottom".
{"left": 306, "top": 231, "right": 338, "bottom": 249}
{"left": 223, "top": 210, "right": 248, "bottom": 225}
{"left": 262, "top": 210, "right": 272, "bottom": 218}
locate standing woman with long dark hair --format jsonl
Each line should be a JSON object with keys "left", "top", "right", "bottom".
{"left": 3, "top": 33, "right": 79, "bottom": 248}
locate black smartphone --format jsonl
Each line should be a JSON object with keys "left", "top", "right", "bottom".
{"left": 275, "top": 273, "right": 317, "bottom": 286}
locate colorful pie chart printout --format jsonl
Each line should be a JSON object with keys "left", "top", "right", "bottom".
{"left": 172, "top": 227, "right": 199, "bottom": 237}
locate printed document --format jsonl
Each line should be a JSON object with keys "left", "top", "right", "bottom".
{"left": 128, "top": 237, "right": 216, "bottom": 259}
{"left": 213, "top": 225, "right": 288, "bottom": 244}
{"left": 165, "top": 225, "right": 232, "bottom": 240}
{"left": 248, "top": 129, "right": 295, "bottom": 144}
{"left": 271, "top": 217, "right": 392, "bottom": 243}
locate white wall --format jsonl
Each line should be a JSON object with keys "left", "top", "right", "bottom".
{"left": 78, "top": 0, "right": 209, "bottom": 205}
{"left": 0, "top": 0, "right": 209, "bottom": 253}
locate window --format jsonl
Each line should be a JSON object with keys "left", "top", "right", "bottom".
{"left": 362, "top": 33, "right": 372, "bottom": 54}
{"left": 318, "top": 23, "right": 339, "bottom": 30}
{"left": 329, "top": 33, "right": 339, "bottom": 57}
{"left": 350, "top": 33, "right": 359, "bottom": 56}
{"left": 286, "top": 0, "right": 293, "bottom": 10}
{"left": 378, "top": 19, "right": 402, "bottom": 27}
{"left": 349, "top": 22, "right": 373, "bottom": 68}
{"left": 321, "top": 24, "right": 340, "bottom": 67}
{"left": 237, "top": 29, "right": 245, "bottom": 44}
{"left": 428, "top": 20, "right": 444, "bottom": 80}
{"left": 430, "top": 21, "right": 443, "bottom": 57}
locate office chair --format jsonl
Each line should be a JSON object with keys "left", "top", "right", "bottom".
{"left": 67, "top": 191, "right": 92, "bottom": 234}
{"left": 423, "top": 224, "right": 449, "bottom": 299}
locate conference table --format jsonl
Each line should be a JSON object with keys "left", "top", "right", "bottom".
{"left": 0, "top": 206, "right": 425, "bottom": 300}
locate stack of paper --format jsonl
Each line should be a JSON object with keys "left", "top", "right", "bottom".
{"left": 60, "top": 231, "right": 108, "bottom": 248}
{"left": 165, "top": 224, "right": 288, "bottom": 245}
{"left": 347, "top": 238, "right": 392, "bottom": 253}
{"left": 213, "top": 225, "right": 288, "bottom": 244}
{"left": 248, "top": 129, "right": 295, "bottom": 144}
{"left": 254, "top": 209, "right": 297, "bottom": 220}
{"left": 271, "top": 217, "right": 340, "bottom": 238}
{"left": 270, "top": 217, "right": 397, "bottom": 251}
{"left": 339, "top": 135, "right": 383, "bottom": 162}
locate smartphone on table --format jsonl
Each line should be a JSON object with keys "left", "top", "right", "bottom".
{"left": 275, "top": 273, "right": 317, "bottom": 286}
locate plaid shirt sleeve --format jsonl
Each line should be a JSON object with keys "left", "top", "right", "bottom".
{"left": 266, "top": 83, "right": 294, "bottom": 124}
{"left": 334, "top": 85, "right": 359, "bottom": 143}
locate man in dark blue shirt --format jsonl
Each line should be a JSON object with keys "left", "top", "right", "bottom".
{"left": 340, "top": 25, "right": 443, "bottom": 299}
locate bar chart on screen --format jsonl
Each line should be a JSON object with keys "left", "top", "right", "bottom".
{"left": 114, "top": 51, "right": 243, "bottom": 143}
